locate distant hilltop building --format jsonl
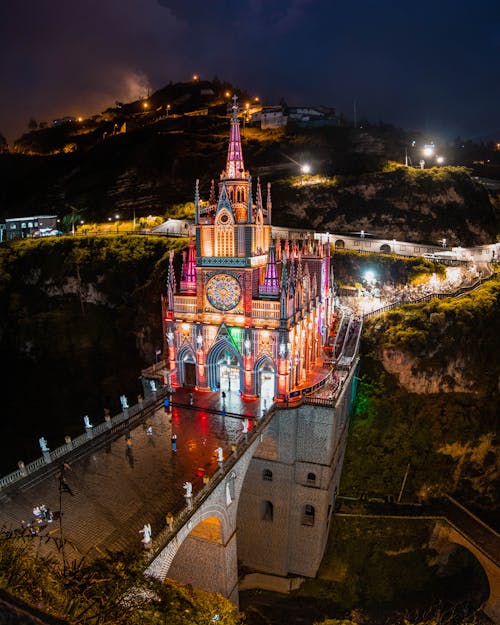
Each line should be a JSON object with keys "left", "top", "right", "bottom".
{"left": 162, "top": 96, "right": 335, "bottom": 398}
{"left": 251, "top": 104, "right": 338, "bottom": 129}
{"left": 250, "top": 106, "right": 288, "bottom": 129}
{"left": 3, "top": 215, "right": 58, "bottom": 241}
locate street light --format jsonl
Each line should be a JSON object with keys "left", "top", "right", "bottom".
{"left": 301, "top": 164, "right": 311, "bottom": 174}
{"left": 423, "top": 146, "right": 434, "bottom": 158}
{"left": 436, "top": 155, "right": 444, "bottom": 165}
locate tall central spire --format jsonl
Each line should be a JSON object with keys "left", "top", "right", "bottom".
{"left": 225, "top": 95, "right": 245, "bottom": 179}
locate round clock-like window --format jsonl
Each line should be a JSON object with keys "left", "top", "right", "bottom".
{"left": 206, "top": 273, "right": 241, "bottom": 311}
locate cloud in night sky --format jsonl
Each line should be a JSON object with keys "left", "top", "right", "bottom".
{"left": 0, "top": 0, "right": 499, "bottom": 143}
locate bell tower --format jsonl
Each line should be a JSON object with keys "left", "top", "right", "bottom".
{"left": 162, "top": 97, "right": 334, "bottom": 400}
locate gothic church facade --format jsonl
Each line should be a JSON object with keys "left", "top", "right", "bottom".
{"left": 162, "top": 98, "right": 335, "bottom": 399}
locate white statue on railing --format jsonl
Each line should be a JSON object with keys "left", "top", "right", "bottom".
{"left": 139, "top": 523, "right": 152, "bottom": 546}
{"left": 120, "top": 394, "right": 129, "bottom": 410}
{"left": 215, "top": 447, "right": 224, "bottom": 463}
{"left": 39, "top": 437, "right": 49, "bottom": 453}
{"left": 83, "top": 415, "right": 92, "bottom": 429}
{"left": 183, "top": 481, "right": 192, "bottom": 498}
{"left": 242, "top": 418, "right": 249, "bottom": 434}
{"left": 149, "top": 380, "right": 157, "bottom": 392}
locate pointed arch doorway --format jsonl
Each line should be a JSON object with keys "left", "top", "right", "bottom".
{"left": 207, "top": 341, "right": 242, "bottom": 394}
{"left": 219, "top": 350, "right": 240, "bottom": 394}
{"left": 256, "top": 357, "right": 276, "bottom": 400}
{"left": 180, "top": 349, "right": 196, "bottom": 387}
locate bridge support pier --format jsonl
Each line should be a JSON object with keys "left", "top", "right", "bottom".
{"left": 167, "top": 527, "right": 239, "bottom": 605}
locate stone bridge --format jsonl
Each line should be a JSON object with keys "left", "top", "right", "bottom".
{"left": 336, "top": 495, "right": 500, "bottom": 623}
{"left": 430, "top": 496, "right": 500, "bottom": 623}
{"left": 144, "top": 423, "right": 264, "bottom": 603}
{"left": 142, "top": 362, "right": 359, "bottom": 605}
{"left": 0, "top": 357, "right": 359, "bottom": 609}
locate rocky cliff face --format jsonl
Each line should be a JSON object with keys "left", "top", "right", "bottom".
{"left": 273, "top": 166, "right": 498, "bottom": 246}
{"left": 380, "top": 348, "right": 473, "bottom": 394}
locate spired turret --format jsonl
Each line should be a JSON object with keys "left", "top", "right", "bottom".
{"left": 223, "top": 95, "right": 246, "bottom": 180}
{"left": 162, "top": 96, "right": 336, "bottom": 401}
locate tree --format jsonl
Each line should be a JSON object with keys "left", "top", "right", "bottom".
{"left": 0, "top": 132, "right": 7, "bottom": 152}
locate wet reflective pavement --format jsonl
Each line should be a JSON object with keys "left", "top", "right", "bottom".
{"left": 0, "top": 387, "right": 266, "bottom": 562}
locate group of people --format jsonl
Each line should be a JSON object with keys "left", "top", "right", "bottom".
{"left": 22, "top": 504, "right": 54, "bottom": 534}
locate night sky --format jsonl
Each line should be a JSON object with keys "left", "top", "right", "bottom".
{"left": 1, "top": 0, "right": 499, "bottom": 144}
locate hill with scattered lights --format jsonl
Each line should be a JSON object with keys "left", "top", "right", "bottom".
{"left": 0, "top": 79, "right": 499, "bottom": 245}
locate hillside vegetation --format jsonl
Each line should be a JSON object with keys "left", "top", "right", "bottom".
{"left": 1, "top": 78, "right": 498, "bottom": 246}
{"left": 0, "top": 235, "right": 175, "bottom": 471}
{"left": 341, "top": 276, "right": 500, "bottom": 516}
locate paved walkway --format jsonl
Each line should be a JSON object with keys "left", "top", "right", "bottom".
{"left": 0, "top": 387, "right": 265, "bottom": 563}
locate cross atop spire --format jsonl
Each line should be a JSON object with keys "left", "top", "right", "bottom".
{"left": 232, "top": 94, "right": 238, "bottom": 121}
{"left": 225, "top": 95, "right": 245, "bottom": 179}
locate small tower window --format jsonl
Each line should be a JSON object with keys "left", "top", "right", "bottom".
{"left": 302, "top": 504, "right": 315, "bottom": 526}
{"left": 261, "top": 500, "right": 273, "bottom": 521}
{"left": 263, "top": 469, "right": 273, "bottom": 481}
{"left": 306, "top": 472, "right": 316, "bottom": 485}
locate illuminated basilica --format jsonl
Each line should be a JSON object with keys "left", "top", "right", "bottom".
{"left": 162, "top": 98, "right": 335, "bottom": 400}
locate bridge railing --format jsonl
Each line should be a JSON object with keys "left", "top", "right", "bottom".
{"left": 146, "top": 400, "right": 283, "bottom": 563}
{"left": 336, "top": 494, "right": 500, "bottom": 567}
{"left": 0, "top": 387, "right": 170, "bottom": 492}
{"left": 146, "top": 361, "right": 361, "bottom": 563}
{"left": 362, "top": 269, "right": 497, "bottom": 320}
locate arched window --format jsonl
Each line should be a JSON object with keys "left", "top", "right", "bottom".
{"left": 261, "top": 500, "right": 273, "bottom": 521}
{"left": 215, "top": 210, "right": 234, "bottom": 256}
{"left": 302, "top": 504, "right": 315, "bottom": 526}
{"left": 263, "top": 469, "right": 273, "bottom": 481}
{"left": 306, "top": 472, "right": 316, "bottom": 485}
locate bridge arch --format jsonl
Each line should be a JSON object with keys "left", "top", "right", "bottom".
{"left": 380, "top": 243, "right": 391, "bottom": 253}
{"left": 431, "top": 522, "right": 499, "bottom": 622}
{"left": 145, "top": 438, "right": 262, "bottom": 604}
{"left": 334, "top": 239, "right": 345, "bottom": 249}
